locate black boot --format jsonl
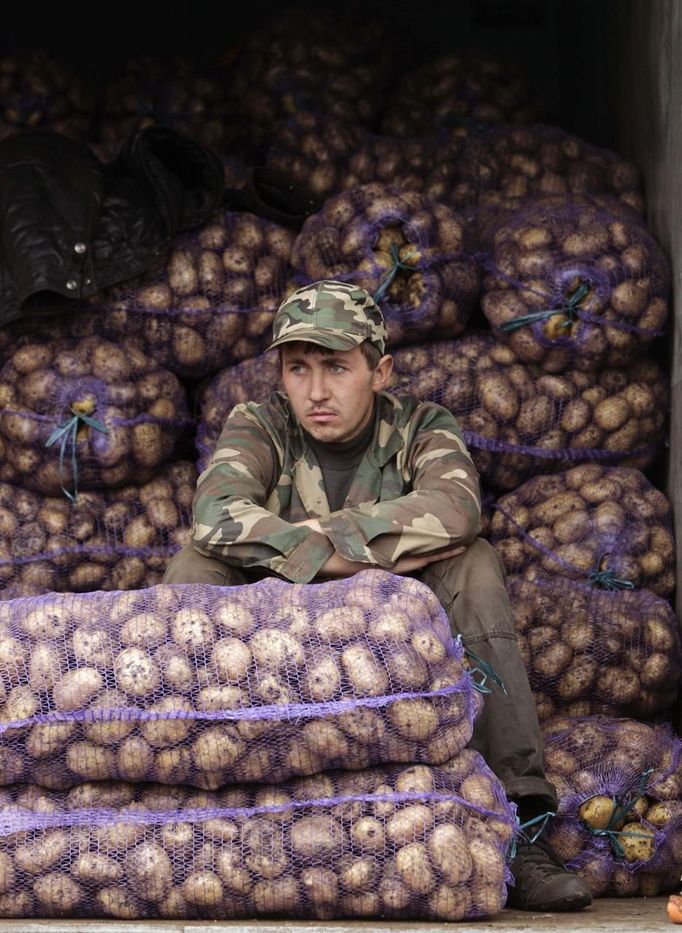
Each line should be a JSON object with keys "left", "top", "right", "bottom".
{"left": 508, "top": 833, "right": 592, "bottom": 912}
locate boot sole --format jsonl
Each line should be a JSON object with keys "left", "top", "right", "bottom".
{"left": 511, "top": 890, "right": 593, "bottom": 913}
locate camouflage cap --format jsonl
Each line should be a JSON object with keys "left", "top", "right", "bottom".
{"left": 268, "top": 280, "right": 388, "bottom": 354}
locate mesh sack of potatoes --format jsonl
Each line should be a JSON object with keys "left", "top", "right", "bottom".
{"left": 228, "top": 8, "right": 406, "bottom": 148}
{"left": 265, "top": 113, "right": 496, "bottom": 209}
{"left": 0, "top": 337, "right": 191, "bottom": 497}
{"left": 490, "top": 465, "right": 675, "bottom": 599}
{"left": 475, "top": 125, "right": 644, "bottom": 214}
{"left": 0, "top": 571, "right": 481, "bottom": 791}
{"left": 388, "top": 334, "right": 668, "bottom": 491}
{"left": 78, "top": 210, "right": 295, "bottom": 379}
{"left": 291, "top": 184, "right": 479, "bottom": 347}
{"left": 381, "top": 49, "right": 539, "bottom": 137}
{"left": 540, "top": 716, "right": 682, "bottom": 897}
{"left": 510, "top": 577, "right": 681, "bottom": 722}
{"left": 100, "top": 55, "right": 244, "bottom": 155}
{"left": 0, "top": 51, "right": 93, "bottom": 141}
{"left": 0, "top": 754, "right": 514, "bottom": 921}
{"left": 0, "top": 461, "right": 196, "bottom": 599}
{"left": 479, "top": 193, "right": 670, "bottom": 372}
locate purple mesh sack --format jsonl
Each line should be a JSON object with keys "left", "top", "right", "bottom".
{"left": 0, "top": 754, "right": 514, "bottom": 920}
{"left": 381, "top": 50, "right": 539, "bottom": 136}
{"left": 476, "top": 125, "right": 644, "bottom": 214}
{"left": 0, "top": 572, "right": 480, "bottom": 791}
{"left": 0, "top": 51, "right": 93, "bottom": 141}
{"left": 479, "top": 194, "right": 670, "bottom": 372}
{"left": 0, "top": 461, "right": 195, "bottom": 599}
{"left": 542, "top": 716, "right": 682, "bottom": 897}
{"left": 82, "top": 210, "right": 295, "bottom": 378}
{"left": 266, "top": 113, "right": 496, "bottom": 209}
{"left": 510, "top": 577, "right": 681, "bottom": 721}
{"left": 291, "top": 184, "right": 479, "bottom": 347}
{"left": 100, "top": 55, "right": 243, "bottom": 155}
{"left": 194, "top": 337, "right": 668, "bottom": 491}
{"left": 228, "top": 8, "right": 406, "bottom": 148}
{"left": 389, "top": 334, "right": 668, "bottom": 491}
{"left": 490, "top": 465, "right": 675, "bottom": 599}
{"left": 0, "top": 337, "right": 191, "bottom": 498}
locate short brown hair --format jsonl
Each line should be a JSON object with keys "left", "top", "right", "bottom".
{"left": 278, "top": 340, "right": 382, "bottom": 370}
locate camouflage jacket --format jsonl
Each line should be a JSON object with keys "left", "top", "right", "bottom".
{"left": 192, "top": 390, "right": 481, "bottom": 583}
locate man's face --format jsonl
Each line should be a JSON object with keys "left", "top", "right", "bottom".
{"left": 280, "top": 343, "right": 393, "bottom": 443}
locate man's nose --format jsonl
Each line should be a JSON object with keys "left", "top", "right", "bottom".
{"left": 309, "top": 369, "right": 330, "bottom": 401}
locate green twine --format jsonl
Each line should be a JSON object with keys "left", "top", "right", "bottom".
{"left": 499, "top": 281, "right": 591, "bottom": 334}
{"left": 464, "top": 645, "right": 508, "bottom": 696}
{"left": 373, "top": 243, "right": 418, "bottom": 304}
{"left": 45, "top": 407, "right": 109, "bottom": 503}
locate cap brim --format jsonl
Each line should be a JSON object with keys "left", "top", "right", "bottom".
{"left": 267, "top": 330, "right": 364, "bottom": 353}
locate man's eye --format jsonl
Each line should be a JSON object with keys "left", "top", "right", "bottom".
{"left": 329, "top": 364, "right": 345, "bottom": 373}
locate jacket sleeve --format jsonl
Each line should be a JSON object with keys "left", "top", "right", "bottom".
{"left": 191, "top": 405, "right": 334, "bottom": 583}
{"left": 317, "top": 404, "right": 481, "bottom": 568}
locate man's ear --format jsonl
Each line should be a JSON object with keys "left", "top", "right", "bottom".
{"left": 372, "top": 354, "right": 394, "bottom": 392}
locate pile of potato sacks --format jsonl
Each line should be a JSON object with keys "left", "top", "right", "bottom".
{"left": 0, "top": 8, "right": 678, "bottom": 918}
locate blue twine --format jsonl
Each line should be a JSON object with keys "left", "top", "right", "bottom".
{"left": 464, "top": 645, "right": 508, "bottom": 696}
{"left": 373, "top": 243, "right": 418, "bottom": 304}
{"left": 583, "top": 768, "right": 653, "bottom": 859}
{"left": 588, "top": 553, "right": 635, "bottom": 591}
{"left": 45, "top": 408, "right": 109, "bottom": 503}
{"left": 509, "top": 810, "right": 556, "bottom": 859}
{"left": 499, "top": 281, "right": 591, "bottom": 334}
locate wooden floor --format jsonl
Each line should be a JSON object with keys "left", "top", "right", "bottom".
{"left": 0, "top": 898, "right": 673, "bottom": 933}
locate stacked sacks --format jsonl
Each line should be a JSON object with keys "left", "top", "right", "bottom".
{"left": 0, "top": 337, "right": 190, "bottom": 496}
{"left": 0, "top": 51, "right": 94, "bottom": 141}
{"left": 388, "top": 335, "right": 667, "bottom": 491}
{"left": 0, "top": 757, "right": 514, "bottom": 921}
{"left": 474, "top": 125, "right": 643, "bottom": 214}
{"left": 265, "top": 113, "right": 497, "bottom": 208}
{"left": 381, "top": 50, "right": 539, "bottom": 136}
{"left": 84, "top": 210, "right": 295, "bottom": 379}
{"left": 100, "top": 55, "right": 243, "bottom": 155}
{"left": 0, "top": 461, "right": 196, "bottom": 599}
{"left": 193, "top": 337, "right": 668, "bottom": 492}
{"left": 478, "top": 194, "right": 670, "bottom": 371}
{"left": 510, "top": 579, "right": 680, "bottom": 721}
{"left": 227, "top": 8, "right": 407, "bottom": 148}
{"left": 489, "top": 465, "right": 675, "bottom": 599}
{"left": 291, "top": 184, "right": 479, "bottom": 347}
{"left": 542, "top": 716, "right": 682, "bottom": 897}
{"left": 0, "top": 573, "right": 481, "bottom": 790}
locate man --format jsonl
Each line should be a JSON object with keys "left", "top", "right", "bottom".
{"left": 165, "top": 279, "right": 592, "bottom": 913}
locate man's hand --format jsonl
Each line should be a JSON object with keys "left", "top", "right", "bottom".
{"left": 391, "top": 545, "right": 466, "bottom": 575}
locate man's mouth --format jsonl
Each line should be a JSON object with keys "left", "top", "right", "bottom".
{"left": 308, "top": 411, "right": 336, "bottom": 422}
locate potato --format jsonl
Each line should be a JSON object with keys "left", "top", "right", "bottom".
{"left": 291, "top": 815, "right": 346, "bottom": 859}
{"left": 127, "top": 841, "right": 173, "bottom": 903}
{"left": 252, "top": 877, "right": 300, "bottom": 913}
{"left": 140, "top": 695, "right": 194, "bottom": 747}
{"left": 387, "top": 697, "right": 439, "bottom": 741}
{"left": 114, "top": 647, "right": 161, "bottom": 697}
{"left": 387, "top": 804, "right": 435, "bottom": 845}
{"left": 243, "top": 817, "right": 289, "bottom": 879}
{"left": 620, "top": 822, "right": 656, "bottom": 862}
{"left": 82, "top": 690, "right": 136, "bottom": 745}
{"left": 191, "top": 725, "right": 245, "bottom": 773}
{"left": 395, "top": 842, "right": 437, "bottom": 894}
{"left": 52, "top": 667, "right": 104, "bottom": 711}
{"left": 315, "top": 605, "right": 367, "bottom": 641}
{"left": 211, "top": 637, "right": 252, "bottom": 681}
{"left": 172, "top": 608, "right": 216, "bottom": 655}
{"left": 428, "top": 824, "right": 473, "bottom": 883}
{"left": 15, "top": 830, "right": 70, "bottom": 874}
{"left": 578, "top": 795, "right": 618, "bottom": 831}
{"left": 96, "top": 886, "right": 143, "bottom": 919}
{"left": 341, "top": 644, "right": 389, "bottom": 697}
{"left": 250, "top": 628, "right": 305, "bottom": 670}
{"left": 72, "top": 852, "right": 124, "bottom": 884}
{"left": 33, "top": 872, "right": 84, "bottom": 913}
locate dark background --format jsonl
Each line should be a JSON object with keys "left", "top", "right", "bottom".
{"left": 0, "top": 0, "right": 624, "bottom": 149}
